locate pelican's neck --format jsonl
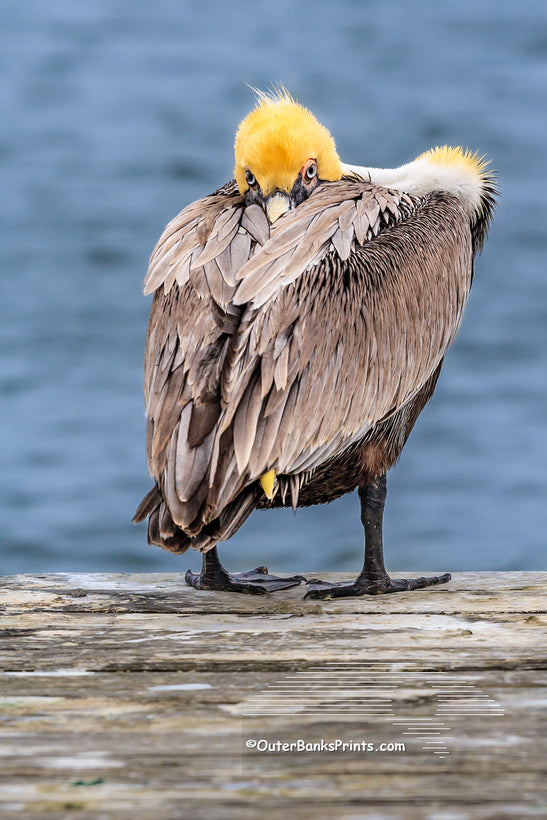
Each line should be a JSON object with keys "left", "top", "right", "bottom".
{"left": 342, "top": 147, "right": 494, "bottom": 222}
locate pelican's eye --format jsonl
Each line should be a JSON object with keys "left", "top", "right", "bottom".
{"left": 245, "top": 169, "right": 256, "bottom": 187}
{"left": 305, "top": 162, "right": 317, "bottom": 181}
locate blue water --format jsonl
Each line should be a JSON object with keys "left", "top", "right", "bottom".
{"left": 1, "top": 0, "right": 546, "bottom": 575}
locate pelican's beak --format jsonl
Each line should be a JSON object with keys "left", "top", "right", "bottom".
{"left": 265, "top": 191, "right": 290, "bottom": 223}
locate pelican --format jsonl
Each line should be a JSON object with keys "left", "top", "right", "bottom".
{"left": 134, "top": 89, "right": 496, "bottom": 598}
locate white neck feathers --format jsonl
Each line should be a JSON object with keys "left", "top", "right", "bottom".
{"left": 342, "top": 146, "right": 493, "bottom": 220}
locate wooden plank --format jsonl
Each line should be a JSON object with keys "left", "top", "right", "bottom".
{"left": 0, "top": 572, "right": 545, "bottom": 818}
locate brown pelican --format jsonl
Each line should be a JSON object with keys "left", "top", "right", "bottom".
{"left": 134, "top": 89, "right": 496, "bottom": 598}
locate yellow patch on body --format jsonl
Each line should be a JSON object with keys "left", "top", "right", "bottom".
{"left": 234, "top": 89, "right": 342, "bottom": 198}
{"left": 259, "top": 469, "right": 276, "bottom": 500}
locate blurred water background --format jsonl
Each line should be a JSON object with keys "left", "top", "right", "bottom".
{"left": 1, "top": 0, "right": 546, "bottom": 576}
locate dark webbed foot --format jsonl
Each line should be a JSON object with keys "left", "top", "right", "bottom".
{"left": 305, "top": 571, "right": 451, "bottom": 599}
{"left": 305, "top": 474, "right": 452, "bottom": 599}
{"left": 185, "top": 549, "right": 306, "bottom": 595}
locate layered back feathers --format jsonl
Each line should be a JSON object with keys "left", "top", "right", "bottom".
{"left": 139, "top": 180, "right": 476, "bottom": 550}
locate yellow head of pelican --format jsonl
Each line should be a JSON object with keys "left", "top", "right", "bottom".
{"left": 234, "top": 88, "right": 342, "bottom": 222}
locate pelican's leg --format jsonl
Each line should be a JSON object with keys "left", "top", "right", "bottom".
{"left": 305, "top": 474, "right": 451, "bottom": 599}
{"left": 185, "top": 546, "right": 307, "bottom": 595}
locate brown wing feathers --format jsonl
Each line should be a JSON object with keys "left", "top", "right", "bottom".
{"left": 138, "top": 189, "right": 272, "bottom": 543}
{"left": 137, "top": 180, "right": 473, "bottom": 549}
{"left": 233, "top": 182, "right": 414, "bottom": 309}
{"left": 209, "top": 187, "right": 472, "bottom": 512}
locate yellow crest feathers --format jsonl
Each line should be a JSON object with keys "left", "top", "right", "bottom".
{"left": 417, "top": 145, "right": 493, "bottom": 181}
{"left": 234, "top": 89, "right": 342, "bottom": 196}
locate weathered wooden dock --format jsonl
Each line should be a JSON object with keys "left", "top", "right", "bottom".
{"left": 1, "top": 571, "right": 546, "bottom": 818}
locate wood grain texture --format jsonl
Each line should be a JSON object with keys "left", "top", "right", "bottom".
{"left": 0, "top": 572, "right": 545, "bottom": 818}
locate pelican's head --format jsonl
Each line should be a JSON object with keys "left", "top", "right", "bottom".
{"left": 234, "top": 88, "right": 342, "bottom": 223}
